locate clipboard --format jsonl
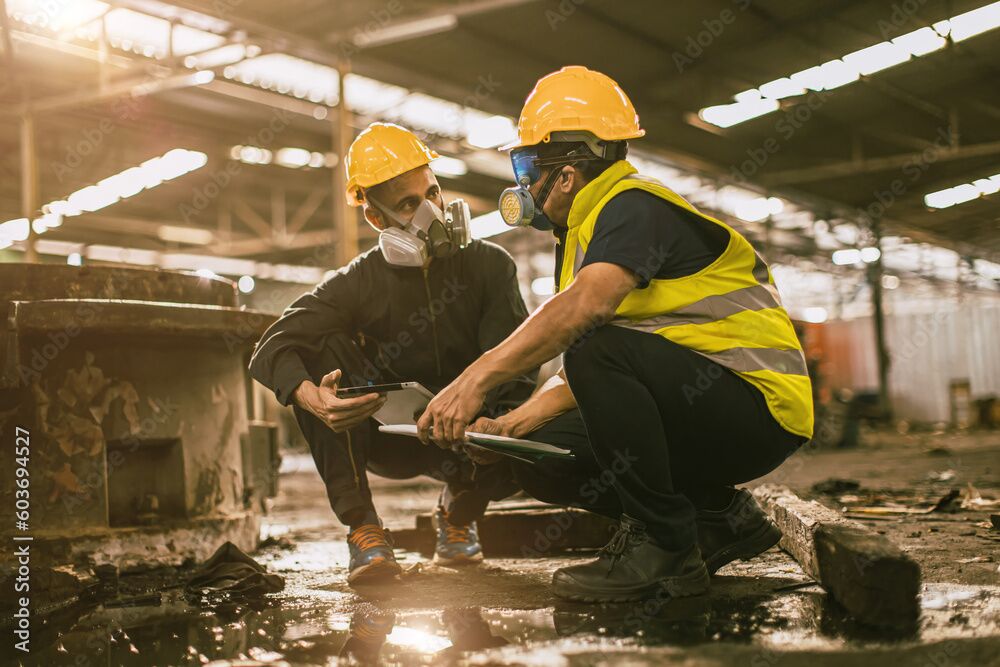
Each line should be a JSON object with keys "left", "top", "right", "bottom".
{"left": 377, "top": 424, "right": 574, "bottom": 462}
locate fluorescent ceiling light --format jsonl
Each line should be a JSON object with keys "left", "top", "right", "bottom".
{"left": 7, "top": 0, "right": 109, "bottom": 32}
{"left": 388, "top": 93, "right": 464, "bottom": 138}
{"left": 891, "top": 27, "right": 947, "bottom": 56}
{"left": 157, "top": 224, "right": 214, "bottom": 245}
{"left": 832, "top": 249, "right": 861, "bottom": 265}
{"left": 430, "top": 156, "right": 468, "bottom": 177}
{"left": 882, "top": 274, "right": 901, "bottom": 289}
{"left": 757, "top": 78, "right": 805, "bottom": 100}
{"left": 467, "top": 115, "right": 517, "bottom": 149}
{"left": 802, "top": 307, "right": 828, "bottom": 323}
{"left": 470, "top": 211, "right": 512, "bottom": 239}
{"left": 184, "top": 43, "right": 246, "bottom": 69}
{"left": 231, "top": 145, "right": 272, "bottom": 165}
{"left": 735, "top": 196, "right": 784, "bottom": 222}
{"left": 531, "top": 276, "right": 556, "bottom": 297}
{"left": 698, "top": 99, "right": 779, "bottom": 128}
{"left": 842, "top": 41, "right": 910, "bottom": 76}
{"left": 275, "top": 147, "right": 312, "bottom": 168}
{"left": 698, "top": 1, "right": 1000, "bottom": 128}
{"left": 0, "top": 218, "right": 30, "bottom": 244}
{"left": 0, "top": 148, "right": 206, "bottom": 244}
{"left": 352, "top": 14, "right": 458, "bottom": 48}
{"left": 924, "top": 172, "right": 1000, "bottom": 208}
{"left": 226, "top": 53, "right": 339, "bottom": 104}
{"left": 231, "top": 145, "right": 330, "bottom": 169}
{"left": 947, "top": 1, "right": 1000, "bottom": 41}
{"left": 860, "top": 247, "right": 881, "bottom": 263}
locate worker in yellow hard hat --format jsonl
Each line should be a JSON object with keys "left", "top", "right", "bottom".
{"left": 417, "top": 67, "right": 814, "bottom": 602}
{"left": 250, "top": 122, "right": 538, "bottom": 585}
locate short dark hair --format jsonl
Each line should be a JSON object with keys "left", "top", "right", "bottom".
{"left": 535, "top": 140, "right": 627, "bottom": 182}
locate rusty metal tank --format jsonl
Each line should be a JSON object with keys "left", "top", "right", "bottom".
{"left": 0, "top": 263, "right": 278, "bottom": 568}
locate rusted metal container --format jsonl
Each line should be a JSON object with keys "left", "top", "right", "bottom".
{"left": 0, "top": 263, "right": 278, "bottom": 568}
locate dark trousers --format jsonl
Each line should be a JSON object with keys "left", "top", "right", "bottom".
{"left": 293, "top": 334, "right": 517, "bottom": 528}
{"left": 516, "top": 325, "right": 805, "bottom": 550}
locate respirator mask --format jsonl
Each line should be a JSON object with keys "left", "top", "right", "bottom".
{"left": 372, "top": 197, "right": 472, "bottom": 267}
{"left": 498, "top": 136, "right": 626, "bottom": 231}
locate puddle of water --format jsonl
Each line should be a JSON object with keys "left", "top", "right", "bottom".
{"left": 18, "top": 586, "right": 1000, "bottom": 665}
{"left": 14, "top": 543, "right": 1000, "bottom": 666}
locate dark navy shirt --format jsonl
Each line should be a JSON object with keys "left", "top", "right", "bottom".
{"left": 556, "top": 189, "right": 730, "bottom": 288}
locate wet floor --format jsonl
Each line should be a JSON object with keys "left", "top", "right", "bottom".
{"left": 14, "top": 445, "right": 1000, "bottom": 667}
{"left": 17, "top": 537, "right": 1000, "bottom": 666}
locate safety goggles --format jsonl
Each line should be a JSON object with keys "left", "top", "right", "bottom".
{"left": 510, "top": 146, "right": 604, "bottom": 186}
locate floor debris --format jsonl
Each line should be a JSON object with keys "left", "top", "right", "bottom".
{"left": 185, "top": 542, "right": 285, "bottom": 596}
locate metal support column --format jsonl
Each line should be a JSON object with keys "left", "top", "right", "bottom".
{"left": 21, "top": 113, "right": 39, "bottom": 263}
{"left": 332, "top": 59, "right": 357, "bottom": 268}
{"left": 868, "top": 220, "right": 892, "bottom": 421}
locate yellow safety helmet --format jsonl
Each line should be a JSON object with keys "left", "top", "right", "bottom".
{"left": 344, "top": 122, "right": 440, "bottom": 207}
{"left": 500, "top": 66, "right": 645, "bottom": 151}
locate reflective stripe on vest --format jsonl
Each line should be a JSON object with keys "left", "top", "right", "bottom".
{"left": 558, "top": 161, "right": 814, "bottom": 439}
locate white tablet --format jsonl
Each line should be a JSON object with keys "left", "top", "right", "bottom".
{"left": 336, "top": 382, "right": 435, "bottom": 425}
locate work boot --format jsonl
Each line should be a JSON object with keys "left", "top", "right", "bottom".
{"left": 432, "top": 505, "right": 483, "bottom": 566}
{"left": 552, "top": 515, "right": 709, "bottom": 602}
{"left": 347, "top": 524, "right": 403, "bottom": 584}
{"left": 696, "top": 488, "right": 782, "bottom": 575}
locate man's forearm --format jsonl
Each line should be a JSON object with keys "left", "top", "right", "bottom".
{"left": 468, "top": 286, "right": 609, "bottom": 394}
{"left": 502, "top": 373, "right": 577, "bottom": 437}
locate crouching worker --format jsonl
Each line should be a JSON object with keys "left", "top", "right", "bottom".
{"left": 249, "top": 123, "right": 536, "bottom": 584}
{"left": 417, "top": 68, "right": 813, "bottom": 602}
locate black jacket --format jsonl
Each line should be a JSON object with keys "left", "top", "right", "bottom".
{"left": 249, "top": 240, "right": 537, "bottom": 414}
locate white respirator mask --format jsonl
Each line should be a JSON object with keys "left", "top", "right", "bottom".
{"left": 372, "top": 197, "right": 472, "bottom": 267}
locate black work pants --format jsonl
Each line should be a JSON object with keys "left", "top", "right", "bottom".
{"left": 516, "top": 325, "right": 805, "bottom": 551}
{"left": 293, "top": 334, "right": 518, "bottom": 528}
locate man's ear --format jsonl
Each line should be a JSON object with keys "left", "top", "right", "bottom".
{"left": 558, "top": 165, "right": 577, "bottom": 193}
{"left": 363, "top": 205, "right": 385, "bottom": 231}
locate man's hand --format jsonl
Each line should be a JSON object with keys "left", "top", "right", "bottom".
{"left": 460, "top": 416, "right": 511, "bottom": 463}
{"left": 416, "top": 374, "right": 485, "bottom": 447}
{"left": 293, "top": 369, "right": 385, "bottom": 433}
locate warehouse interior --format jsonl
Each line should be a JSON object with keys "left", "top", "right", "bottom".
{"left": 1, "top": 0, "right": 998, "bottom": 665}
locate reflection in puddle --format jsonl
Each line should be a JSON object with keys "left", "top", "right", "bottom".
{"left": 15, "top": 556, "right": 1000, "bottom": 666}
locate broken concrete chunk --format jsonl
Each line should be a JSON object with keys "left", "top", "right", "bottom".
{"left": 753, "top": 484, "right": 920, "bottom": 630}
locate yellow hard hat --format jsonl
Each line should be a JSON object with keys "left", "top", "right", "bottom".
{"left": 344, "top": 122, "right": 440, "bottom": 207}
{"left": 500, "top": 66, "right": 645, "bottom": 151}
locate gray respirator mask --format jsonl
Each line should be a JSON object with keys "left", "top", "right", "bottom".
{"left": 372, "top": 197, "right": 472, "bottom": 267}
{"left": 499, "top": 136, "right": 627, "bottom": 232}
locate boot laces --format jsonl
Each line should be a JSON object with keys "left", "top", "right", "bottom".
{"left": 600, "top": 521, "right": 645, "bottom": 571}
{"left": 350, "top": 525, "right": 388, "bottom": 551}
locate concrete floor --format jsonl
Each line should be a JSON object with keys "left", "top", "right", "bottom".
{"left": 17, "top": 428, "right": 1000, "bottom": 666}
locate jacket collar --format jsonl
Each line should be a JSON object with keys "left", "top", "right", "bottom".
{"left": 565, "top": 160, "right": 638, "bottom": 232}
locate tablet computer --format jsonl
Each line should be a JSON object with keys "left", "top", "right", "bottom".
{"left": 337, "top": 382, "right": 435, "bottom": 425}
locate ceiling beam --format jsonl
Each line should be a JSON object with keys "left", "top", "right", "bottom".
{"left": 325, "top": 0, "right": 543, "bottom": 46}
{"left": 760, "top": 139, "right": 1000, "bottom": 185}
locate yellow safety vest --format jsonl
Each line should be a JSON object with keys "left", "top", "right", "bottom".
{"left": 558, "top": 160, "right": 814, "bottom": 439}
